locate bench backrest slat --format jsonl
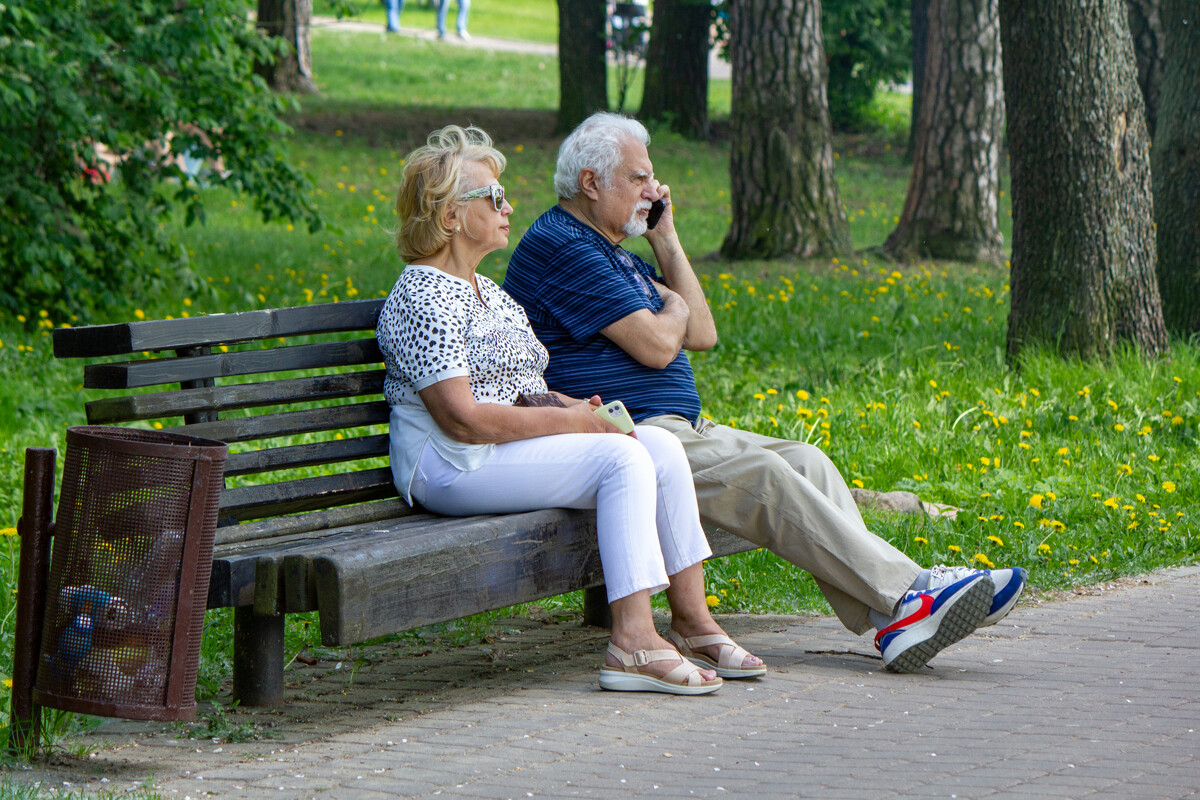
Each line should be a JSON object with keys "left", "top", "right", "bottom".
{"left": 84, "top": 370, "right": 386, "bottom": 424}
{"left": 83, "top": 339, "right": 383, "bottom": 389}
{"left": 214, "top": 498, "right": 413, "bottom": 547}
{"left": 55, "top": 300, "right": 404, "bottom": 545}
{"left": 224, "top": 434, "right": 389, "bottom": 477}
{"left": 219, "top": 467, "right": 397, "bottom": 524}
{"left": 55, "top": 299, "right": 386, "bottom": 358}
{"left": 162, "top": 400, "right": 390, "bottom": 444}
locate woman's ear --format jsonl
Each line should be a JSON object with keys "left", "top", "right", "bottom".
{"left": 442, "top": 203, "right": 462, "bottom": 232}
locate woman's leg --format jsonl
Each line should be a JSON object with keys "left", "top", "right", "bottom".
{"left": 414, "top": 434, "right": 668, "bottom": 602}
{"left": 632, "top": 426, "right": 764, "bottom": 672}
{"left": 414, "top": 434, "right": 716, "bottom": 682}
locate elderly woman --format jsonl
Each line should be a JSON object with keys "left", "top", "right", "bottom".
{"left": 377, "top": 126, "right": 764, "bottom": 695}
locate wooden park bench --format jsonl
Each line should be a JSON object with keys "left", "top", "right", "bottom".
{"left": 33, "top": 298, "right": 756, "bottom": 709}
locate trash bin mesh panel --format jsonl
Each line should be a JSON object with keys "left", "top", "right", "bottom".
{"left": 36, "top": 427, "right": 225, "bottom": 719}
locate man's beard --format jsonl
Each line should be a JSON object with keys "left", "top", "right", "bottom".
{"left": 622, "top": 200, "right": 652, "bottom": 238}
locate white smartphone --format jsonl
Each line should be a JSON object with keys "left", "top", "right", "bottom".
{"left": 594, "top": 400, "right": 636, "bottom": 434}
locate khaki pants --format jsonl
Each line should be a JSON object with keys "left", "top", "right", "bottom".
{"left": 644, "top": 415, "right": 921, "bottom": 635}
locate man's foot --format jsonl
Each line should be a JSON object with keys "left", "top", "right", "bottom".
{"left": 457, "top": 29, "right": 471, "bottom": 40}
{"left": 874, "top": 573, "right": 993, "bottom": 673}
{"left": 928, "top": 564, "right": 1028, "bottom": 626}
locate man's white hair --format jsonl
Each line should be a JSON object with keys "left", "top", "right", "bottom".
{"left": 553, "top": 112, "right": 651, "bottom": 200}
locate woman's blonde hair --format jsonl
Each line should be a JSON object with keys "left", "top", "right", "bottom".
{"left": 395, "top": 125, "right": 506, "bottom": 262}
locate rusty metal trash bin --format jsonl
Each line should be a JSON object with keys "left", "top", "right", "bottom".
{"left": 33, "top": 426, "right": 227, "bottom": 721}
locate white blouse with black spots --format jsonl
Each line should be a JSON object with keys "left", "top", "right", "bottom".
{"left": 376, "top": 264, "right": 551, "bottom": 502}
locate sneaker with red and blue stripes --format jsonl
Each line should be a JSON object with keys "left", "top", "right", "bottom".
{"left": 875, "top": 573, "right": 993, "bottom": 673}
{"left": 927, "top": 565, "right": 1028, "bottom": 626}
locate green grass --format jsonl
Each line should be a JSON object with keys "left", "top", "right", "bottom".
{"left": 1, "top": 21, "right": 1197, "bottom": 753}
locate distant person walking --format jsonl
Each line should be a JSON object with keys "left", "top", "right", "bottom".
{"left": 437, "top": 0, "right": 470, "bottom": 40}
{"left": 384, "top": 0, "right": 405, "bottom": 33}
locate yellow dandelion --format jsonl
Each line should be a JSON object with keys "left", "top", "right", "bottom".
{"left": 1163, "top": 481, "right": 1176, "bottom": 493}
{"left": 987, "top": 535, "right": 1005, "bottom": 546}
{"left": 973, "top": 553, "right": 995, "bottom": 568}
{"left": 1117, "top": 464, "right": 1133, "bottom": 476}
{"left": 1013, "top": 521, "right": 1025, "bottom": 529}
{"left": 705, "top": 594, "right": 720, "bottom": 608}
{"left": 1029, "top": 494, "right": 1044, "bottom": 509}
{"left": 0, "top": 527, "right": 16, "bottom": 537}
{"left": 1103, "top": 497, "right": 1119, "bottom": 509}
{"left": 948, "top": 544, "right": 962, "bottom": 553}
{"left": 852, "top": 479, "right": 864, "bottom": 488}
{"left": 752, "top": 393, "right": 765, "bottom": 401}
{"left": 913, "top": 536, "right": 928, "bottom": 545}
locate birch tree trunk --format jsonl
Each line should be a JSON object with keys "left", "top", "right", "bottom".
{"left": 884, "top": 0, "right": 1003, "bottom": 264}
{"left": 1001, "top": 0, "right": 1167, "bottom": 362}
{"left": 1152, "top": 0, "right": 1200, "bottom": 334}
{"left": 721, "top": 0, "right": 850, "bottom": 260}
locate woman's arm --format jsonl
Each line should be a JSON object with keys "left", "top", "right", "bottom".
{"left": 419, "top": 377, "right": 621, "bottom": 444}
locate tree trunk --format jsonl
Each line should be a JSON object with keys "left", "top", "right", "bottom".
{"left": 556, "top": 0, "right": 609, "bottom": 134}
{"left": 640, "top": 0, "right": 711, "bottom": 139}
{"left": 884, "top": 0, "right": 1004, "bottom": 264}
{"left": 1152, "top": 0, "right": 1200, "bottom": 335}
{"left": 1001, "top": 0, "right": 1167, "bottom": 363}
{"left": 721, "top": 0, "right": 851, "bottom": 260}
{"left": 1127, "top": 0, "right": 1163, "bottom": 137}
{"left": 906, "top": 0, "right": 929, "bottom": 161}
{"left": 255, "top": 0, "right": 317, "bottom": 94}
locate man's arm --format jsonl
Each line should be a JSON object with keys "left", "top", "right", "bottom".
{"left": 599, "top": 186, "right": 717, "bottom": 368}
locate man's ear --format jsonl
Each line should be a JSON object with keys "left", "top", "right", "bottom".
{"left": 578, "top": 168, "right": 601, "bottom": 201}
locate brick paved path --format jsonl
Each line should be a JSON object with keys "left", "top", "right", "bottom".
{"left": 13, "top": 566, "right": 1199, "bottom": 799}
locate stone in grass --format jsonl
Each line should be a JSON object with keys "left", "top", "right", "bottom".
{"left": 851, "top": 488, "right": 960, "bottom": 521}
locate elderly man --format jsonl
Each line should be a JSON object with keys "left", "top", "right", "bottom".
{"left": 503, "top": 112, "right": 1026, "bottom": 673}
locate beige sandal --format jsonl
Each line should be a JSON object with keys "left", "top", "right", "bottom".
{"left": 667, "top": 629, "right": 767, "bottom": 678}
{"left": 598, "top": 642, "right": 722, "bottom": 695}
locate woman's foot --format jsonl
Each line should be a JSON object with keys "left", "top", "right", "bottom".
{"left": 667, "top": 625, "right": 766, "bottom": 678}
{"left": 600, "top": 641, "right": 721, "bottom": 695}
{"left": 605, "top": 632, "right": 718, "bottom": 682}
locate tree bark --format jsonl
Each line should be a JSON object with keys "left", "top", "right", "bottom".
{"left": 1126, "top": 0, "right": 1163, "bottom": 137}
{"left": 721, "top": 0, "right": 851, "bottom": 260}
{"left": 906, "top": 0, "right": 929, "bottom": 161}
{"left": 640, "top": 0, "right": 712, "bottom": 139}
{"left": 1001, "top": 0, "right": 1167, "bottom": 363}
{"left": 1152, "top": 0, "right": 1200, "bottom": 335}
{"left": 884, "top": 0, "right": 1004, "bottom": 264}
{"left": 556, "top": 0, "right": 609, "bottom": 134}
{"left": 255, "top": 0, "right": 317, "bottom": 94}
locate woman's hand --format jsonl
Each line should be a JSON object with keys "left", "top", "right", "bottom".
{"left": 419, "top": 380, "right": 627, "bottom": 443}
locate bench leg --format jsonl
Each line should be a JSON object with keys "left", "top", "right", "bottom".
{"left": 582, "top": 585, "right": 612, "bottom": 628}
{"left": 232, "top": 607, "right": 284, "bottom": 707}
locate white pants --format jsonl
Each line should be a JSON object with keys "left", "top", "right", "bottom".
{"left": 411, "top": 426, "right": 712, "bottom": 604}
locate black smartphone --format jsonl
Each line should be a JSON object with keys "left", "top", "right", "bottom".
{"left": 647, "top": 198, "right": 666, "bottom": 229}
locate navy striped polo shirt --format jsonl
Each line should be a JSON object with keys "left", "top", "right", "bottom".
{"left": 504, "top": 205, "right": 702, "bottom": 424}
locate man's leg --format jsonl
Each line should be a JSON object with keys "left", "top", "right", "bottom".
{"left": 644, "top": 415, "right": 921, "bottom": 635}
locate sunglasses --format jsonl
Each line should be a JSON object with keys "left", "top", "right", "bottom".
{"left": 459, "top": 184, "right": 506, "bottom": 212}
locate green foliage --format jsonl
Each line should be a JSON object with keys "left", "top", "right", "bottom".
{"left": 0, "top": 0, "right": 322, "bottom": 323}
{"left": 823, "top": 0, "right": 911, "bottom": 131}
